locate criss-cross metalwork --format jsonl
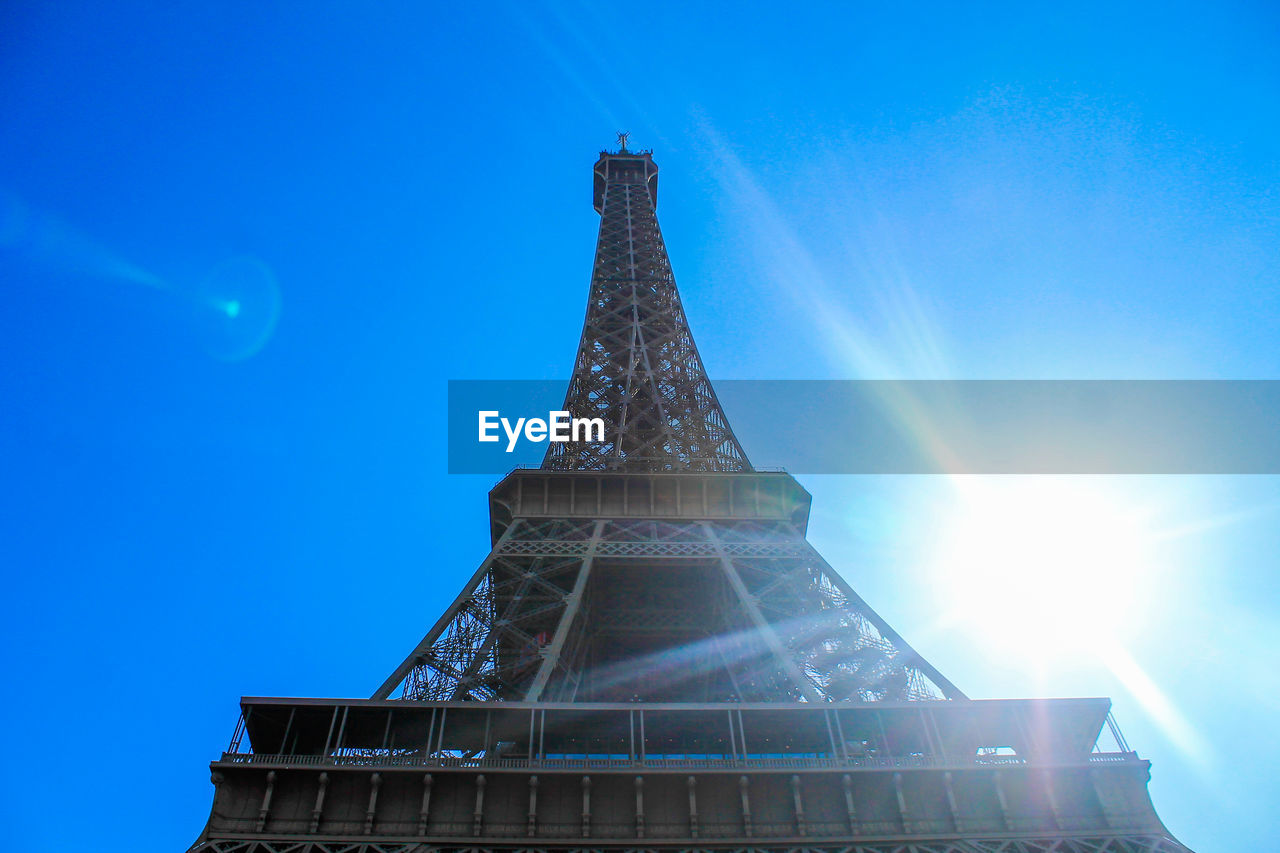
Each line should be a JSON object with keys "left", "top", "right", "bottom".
{"left": 375, "top": 149, "right": 958, "bottom": 706}
{"left": 544, "top": 151, "right": 749, "bottom": 472}
{"left": 189, "top": 145, "right": 1193, "bottom": 853}
{"left": 375, "top": 513, "right": 960, "bottom": 703}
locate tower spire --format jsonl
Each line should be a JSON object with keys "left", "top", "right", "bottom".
{"left": 545, "top": 147, "right": 750, "bottom": 472}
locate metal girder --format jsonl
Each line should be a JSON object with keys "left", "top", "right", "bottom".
{"left": 372, "top": 524, "right": 521, "bottom": 701}
{"left": 709, "top": 525, "right": 963, "bottom": 702}
{"left": 524, "top": 520, "right": 605, "bottom": 701}
{"left": 703, "top": 521, "right": 824, "bottom": 703}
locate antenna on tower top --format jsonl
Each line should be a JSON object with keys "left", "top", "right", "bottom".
{"left": 616, "top": 131, "right": 630, "bottom": 153}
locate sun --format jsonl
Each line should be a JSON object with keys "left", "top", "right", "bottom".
{"left": 930, "top": 478, "right": 1154, "bottom": 664}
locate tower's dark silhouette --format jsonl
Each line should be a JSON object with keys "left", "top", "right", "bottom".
{"left": 189, "top": 143, "right": 1193, "bottom": 853}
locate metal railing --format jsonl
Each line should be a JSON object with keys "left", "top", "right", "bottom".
{"left": 503, "top": 464, "right": 791, "bottom": 476}
{"left": 218, "top": 750, "right": 1141, "bottom": 771}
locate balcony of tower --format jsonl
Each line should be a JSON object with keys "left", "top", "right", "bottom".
{"left": 487, "top": 469, "right": 813, "bottom": 545}
{"left": 202, "top": 697, "right": 1173, "bottom": 843}
{"left": 593, "top": 149, "right": 658, "bottom": 213}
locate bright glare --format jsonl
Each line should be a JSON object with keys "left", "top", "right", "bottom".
{"left": 931, "top": 479, "right": 1154, "bottom": 663}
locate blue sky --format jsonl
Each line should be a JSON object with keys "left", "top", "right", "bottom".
{"left": 2, "top": 2, "right": 1278, "bottom": 850}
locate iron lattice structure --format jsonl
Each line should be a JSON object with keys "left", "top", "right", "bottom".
{"left": 544, "top": 151, "right": 747, "bottom": 472}
{"left": 374, "top": 511, "right": 958, "bottom": 704}
{"left": 190, "top": 145, "right": 1192, "bottom": 853}
{"left": 374, "top": 149, "right": 955, "bottom": 706}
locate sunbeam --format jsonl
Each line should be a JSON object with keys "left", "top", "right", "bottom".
{"left": 690, "top": 121, "right": 953, "bottom": 381}
{"left": 508, "top": 6, "right": 625, "bottom": 131}
{"left": 1101, "top": 644, "right": 1211, "bottom": 767}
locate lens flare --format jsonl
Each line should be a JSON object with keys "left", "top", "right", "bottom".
{"left": 2, "top": 190, "right": 281, "bottom": 361}
{"left": 193, "top": 256, "right": 281, "bottom": 362}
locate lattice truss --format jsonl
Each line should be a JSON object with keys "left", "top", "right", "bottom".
{"left": 194, "top": 835, "right": 1193, "bottom": 853}
{"left": 543, "top": 156, "right": 749, "bottom": 473}
{"left": 376, "top": 520, "right": 958, "bottom": 703}
{"left": 398, "top": 519, "right": 597, "bottom": 702}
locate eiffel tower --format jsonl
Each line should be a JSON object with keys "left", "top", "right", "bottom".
{"left": 189, "top": 138, "right": 1193, "bottom": 853}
